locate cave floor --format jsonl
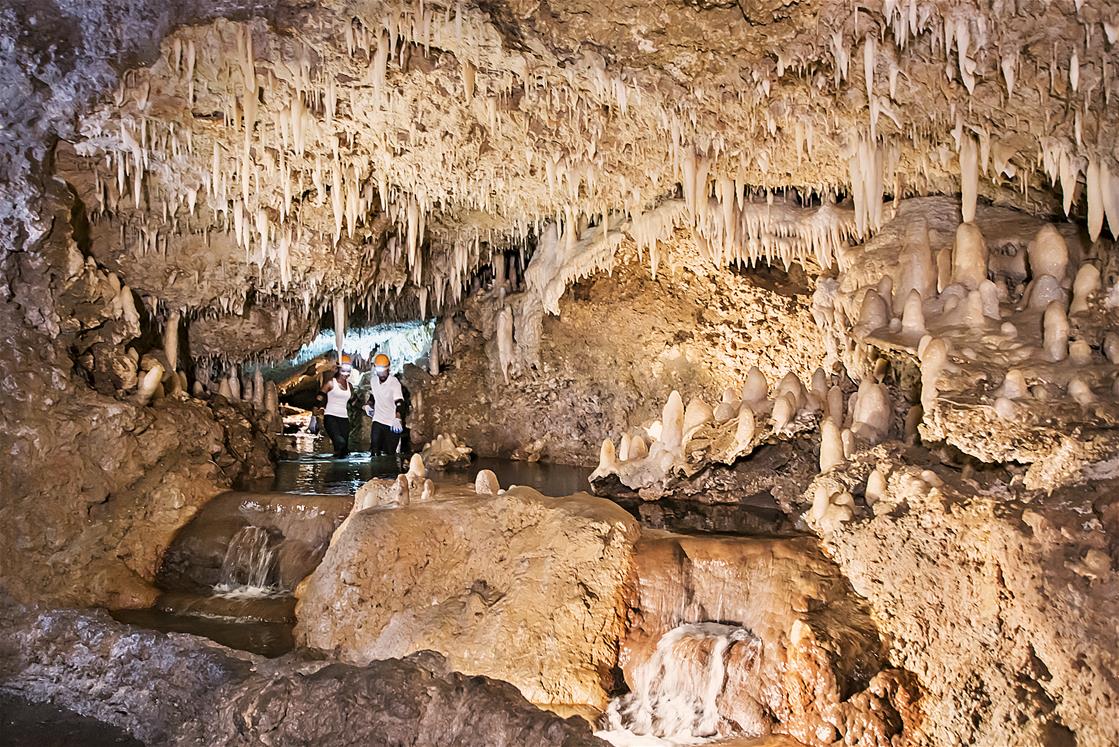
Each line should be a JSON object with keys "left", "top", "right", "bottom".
{"left": 0, "top": 692, "right": 142, "bottom": 747}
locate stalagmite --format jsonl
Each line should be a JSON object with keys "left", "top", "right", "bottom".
{"left": 264, "top": 381, "right": 279, "bottom": 429}
{"left": 475, "top": 469, "right": 500, "bottom": 495}
{"left": 1070, "top": 264, "right": 1100, "bottom": 314}
{"left": 428, "top": 343, "right": 440, "bottom": 375}
{"left": 1068, "top": 376, "right": 1095, "bottom": 405}
{"left": 252, "top": 369, "right": 264, "bottom": 408}
{"left": 660, "top": 390, "right": 685, "bottom": 452}
{"left": 865, "top": 468, "right": 887, "bottom": 506}
{"left": 391, "top": 474, "right": 411, "bottom": 507}
{"left": 857, "top": 289, "right": 889, "bottom": 333}
{"left": 851, "top": 379, "right": 891, "bottom": 442}
{"left": 618, "top": 433, "right": 633, "bottom": 461}
{"left": 919, "top": 337, "right": 951, "bottom": 412}
{"left": 820, "top": 418, "right": 844, "bottom": 471}
{"left": 741, "top": 367, "right": 768, "bottom": 404}
{"left": 952, "top": 223, "right": 988, "bottom": 289}
{"left": 628, "top": 434, "right": 648, "bottom": 460}
{"left": 900, "top": 290, "right": 926, "bottom": 337}
{"left": 135, "top": 364, "right": 164, "bottom": 406}
{"left": 775, "top": 373, "right": 807, "bottom": 410}
{"left": 771, "top": 393, "right": 797, "bottom": 432}
{"left": 682, "top": 398, "right": 714, "bottom": 434}
{"left": 163, "top": 312, "right": 180, "bottom": 372}
{"left": 593, "top": 438, "right": 618, "bottom": 478}
{"left": 408, "top": 453, "right": 426, "bottom": 481}
{"left": 1025, "top": 275, "right": 1066, "bottom": 311}
{"left": 826, "top": 385, "right": 844, "bottom": 422}
{"left": 1042, "top": 301, "right": 1069, "bottom": 362}
{"left": 1027, "top": 225, "right": 1069, "bottom": 280}
{"left": 995, "top": 369, "right": 1029, "bottom": 399}
{"left": 1069, "top": 340, "right": 1093, "bottom": 365}
{"left": 1105, "top": 332, "right": 1119, "bottom": 364}
{"left": 809, "top": 486, "right": 854, "bottom": 533}
{"left": 734, "top": 404, "right": 755, "bottom": 448}
{"left": 894, "top": 219, "right": 936, "bottom": 311}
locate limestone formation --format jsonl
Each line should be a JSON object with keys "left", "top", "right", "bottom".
{"left": 295, "top": 486, "right": 640, "bottom": 711}
{"left": 2, "top": 2, "right": 1119, "bottom": 746}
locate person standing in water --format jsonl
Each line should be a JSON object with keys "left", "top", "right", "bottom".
{"left": 319, "top": 358, "right": 354, "bottom": 458}
{"left": 364, "top": 353, "right": 405, "bottom": 458}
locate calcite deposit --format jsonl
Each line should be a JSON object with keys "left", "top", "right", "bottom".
{"left": 3, "top": 0, "right": 1119, "bottom": 744}
{"left": 295, "top": 483, "right": 640, "bottom": 710}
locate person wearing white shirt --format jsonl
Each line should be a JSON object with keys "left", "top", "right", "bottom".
{"left": 319, "top": 361, "right": 354, "bottom": 457}
{"left": 364, "top": 352, "right": 405, "bottom": 457}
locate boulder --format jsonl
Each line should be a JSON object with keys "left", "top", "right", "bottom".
{"left": 295, "top": 485, "right": 641, "bottom": 711}
{"left": 0, "top": 599, "right": 603, "bottom": 746}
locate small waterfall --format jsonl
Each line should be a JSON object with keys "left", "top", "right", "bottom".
{"left": 215, "top": 526, "right": 277, "bottom": 596}
{"left": 599, "top": 623, "right": 754, "bottom": 746}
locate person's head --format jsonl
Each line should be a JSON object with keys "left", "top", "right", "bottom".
{"left": 373, "top": 353, "right": 390, "bottom": 382}
{"left": 336, "top": 362, "right": 352, "bottom": 381}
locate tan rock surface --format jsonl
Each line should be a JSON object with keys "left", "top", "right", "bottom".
{"left": 295, "top": 483, "right": 640, "bottom": 710}
{"left": 803, "top": 444, "right": 1119, "bottom": 747}
{"left": 409, "top": 248, "right": 826, "bottom": 464}
{"left": 619, "top": 531, "right": 916, "bottom": 746}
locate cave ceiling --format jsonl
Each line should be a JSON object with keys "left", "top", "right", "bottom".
{"left": 54, "top": 0, "right": 1119, "bottom": 328}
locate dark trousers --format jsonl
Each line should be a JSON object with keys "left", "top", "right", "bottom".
{"left": 370, "top": 421, "right": 401, "bottom": 456}
{"left": 324, "top": 414, "right": 350, "bottom": 457}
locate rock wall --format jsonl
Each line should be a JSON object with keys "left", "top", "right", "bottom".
{"left": 616, "top": 531, "right": 917, "bottom": 745}
{"left": 0, "top": 181, "right": 274, "bottom": 608}
{"left": 408, "top": 241, "right": 827, "bottom": 465}
{"left": 295, "top": 484, "right": 641, "bottom": 711}
{"left": 0, "top": 598, "right": 604, "bottom": 746}
{"left": 802, "top": 444, "right": 1118, "bottom": 747}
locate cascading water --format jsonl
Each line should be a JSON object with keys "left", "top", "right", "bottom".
{"left": 598, "top": 623, "right": 756, "bottom": 746}
{"left": 214, "top": 526, "right": 278, "bottom": 596}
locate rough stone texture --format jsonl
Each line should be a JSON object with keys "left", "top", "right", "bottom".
{"left": 816, "top": 196, "right": 1119, "bottom": 485}
{"left": 620, "top": 531, "right": 918, "bottom": 746}
{"left": 187, "top": 302, "right": 318, "bottom": 362}
{"left": 409, "top": 248, "right": 826, "bottom": 464}
{"left": 0, "top": 599, "right": 604, "bottom": 746}
{"left": 295, "top": 484, "right": 641, "bottom": 710}
{"left": 802, "top": 443, "right": 1119, "bottom": 747}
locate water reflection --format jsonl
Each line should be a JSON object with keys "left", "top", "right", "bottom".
{"left": 268, "top": 449, "right": 593, "bottom": 498}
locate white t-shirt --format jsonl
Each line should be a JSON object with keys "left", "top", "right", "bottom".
{"left": 324, "top": 380, "right": 351, "bottom": 417}
{"left": 368, "top": 374, "right": 403, "bottom": 425}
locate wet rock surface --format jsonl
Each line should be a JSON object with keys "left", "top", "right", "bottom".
{"left": 617, "top": 531, "right": 917, "bottom": 745}
{"left": 296, "top": 484, "right": 641, "bottom": 711}
{"left": 0, "top": 692, "right": 142, "bottom": 747}
{"left": 0, "top": 598, "right": 605, "bottom": 746}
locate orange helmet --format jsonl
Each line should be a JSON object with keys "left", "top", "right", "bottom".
{"left": 340, "top": 354, "right": 352, "bottom": 364}
{"left": 373, "top": 353, "right": 390, "bottom": 368}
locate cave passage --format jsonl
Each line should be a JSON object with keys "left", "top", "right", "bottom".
{"left": 1, "top": 1, "right": 1117, "bottom": 746}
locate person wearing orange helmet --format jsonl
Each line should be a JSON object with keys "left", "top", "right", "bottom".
{"left": 319, "top": 354, "right": 354, "bottom": 458}
{"left": 363, "top": 352, "right": 405, "bottom": 457}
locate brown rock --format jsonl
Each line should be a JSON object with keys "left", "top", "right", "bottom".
{"left": 295, "top": 484, "right": 641, "bottom": 710}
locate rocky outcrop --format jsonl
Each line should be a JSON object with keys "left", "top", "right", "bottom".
{"left": 295, "top": 484, "right": 641, "bottom": 711}
{"left": 612, "top": 531, "right": 918, "bottom": 746}
{"left": 409, "top": 251, "right": 826, "bottom": 464}
{"left": 0, "top": 599, "right": 604, "bottom": 746}
{"left": 801, "top": 444, "right": 1119, "bottom": 747}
